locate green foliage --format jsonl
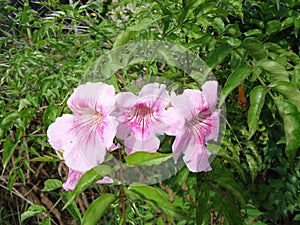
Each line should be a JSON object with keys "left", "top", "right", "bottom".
{"left": 1, "top": 0, "right": 300, "bottom": 224}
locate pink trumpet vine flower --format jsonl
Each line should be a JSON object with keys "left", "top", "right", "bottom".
{"left": 115, "top": 83, "right": 182, "bottom": 154}
{"left": 171, "top": 81, "right": 220, "bottom": 172}
{"left": 47, "top": 82, "right": 118, "bottom": 190}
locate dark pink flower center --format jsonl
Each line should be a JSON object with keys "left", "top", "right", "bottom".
{"left": 129, "top": 104, "right": 155, "bottom": 125}
{"left": 188, "top": 109, "right": 212, "bottom": 137}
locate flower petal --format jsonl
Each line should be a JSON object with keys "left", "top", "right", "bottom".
{"left": 62, "top": 168, "right": 82, "bottom": 191}
{"left": 97, "top": 116, "right": 118, "bottom": 148}
{"left": 67, "top": 82, "right": 116, "bottom": 116}
{"left": 155, "top": 107, "right": 183, "bottom": 136}
{"left": 116, "top": 122, "right": 131, "bottom": 140}
{"left": 171, "top": 92, "right": 195, "bottom": 120}
{"left": 184, "top": 89, "right": 208, "bottom": 112}
{"left": 183, "top": 142, "right": 212, "bottom": 172}
{"left": 124, "top": 135, "right": 160, "bottom": 155}
{"left": 139, "top": 83, "right": 169, "bottom": 101}
{"left": 47, "top": 114, "right": 76, "bottom": 156}
{"left": 202, "top": 81, "right": 218, "bottom": 110}
{"left": 205, "top": 110, "right": 220, "bottom": 142}
{"left": 172, "top": 129, "right": 190, "bottom": 162}
{"left": 116, "top": 92, "right": 138, "bottom": 110}
{"left": 96, "top": 176, "right": 114, "bottom": 184}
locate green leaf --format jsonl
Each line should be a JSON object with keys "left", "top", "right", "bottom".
{"left": 220, "top": 198, "right": 243, "bottom": 225}
{"left": 2, "top": 135, "right": 19, "bottom": 173}
{"left": 196, "top": 183, "right": 210, "bottom": 224}
{"left": 125, "top": 152, "right": 175, "bottom": 166}
{"left": 272, "top": 81, "right": 300, "bottom": 112}
{"left": 220, "top": 64, "right": 252, "bottom": 105}
{"left": 113, "top": 30, "right": 138, "bottom": 49}
{"left": 245, "top": 154, "right": 259, "bottom": 183}
{"left": 82, "top": 194, "right": 116, "bottom": 225}
{"left": 21, "top": 205, "right": 46, "bottom": 222}
{"left": 214, "top": 175, "right": 246, "bottom": 206}
{"left": 258, "top": 60, "right": 289, "bottom": 82}
{"left": 42, "top": 179, "right": 62, "bottom": 192}
{"left": 275, "top": 99, "right": 300, "bottom": 163}
{"left": 63, "top": 165, "right": 112, "bottom": 209}
{"left": 242, "top": 38, "right": 267, "bottom": 60}
{"left": 40, "top": 216, "right": 51, "bottom": 225}
{"left": 266, "top": 20, "right": 281, "bottom": 36}
{"left": 62, "top": 191, "right": 82, "bottom": 223}
{"left": 206, "top": 44, "right": 232, "bottom": 70}
{"left": 126, "top": 183, "right": 187, "bottom": 219}
{"left": 247, "top": 85, "right": 267, "bottom": 139}
{"left": 18, "top": 99, "right": 31, "bottom": 112}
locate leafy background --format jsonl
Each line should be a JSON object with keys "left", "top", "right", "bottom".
{"left": 0, "top": 0, "right": 299, "bottom": 224}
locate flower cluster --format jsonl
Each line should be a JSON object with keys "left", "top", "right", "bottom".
{"left": 47, "top": 81, "right": 220, "bottom": 190}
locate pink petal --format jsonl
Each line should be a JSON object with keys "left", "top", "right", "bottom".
{"left": 97, "top": 116, "right": 118, "bottom": 148}
{"left": 202, "top": 81, "right": 218, "bottom": 109}
{"left": 116, "top": 122, "right": 131, "bottom": 140}
{"left": 116, "top": 92, "right": 138, "bottom": 110}
{"left": 63, "top": 125, "right": 107, "bottom": 172}
{"left": 172, "top": 129, "right": 190, "bottom": 162}
{"left": 67, "top": 82, "right": 116, "bottom": 116}
{"left": 96, "top": 176, "right": 114, "bottom": 184}
{"left": 47, "top": 114, "right": 76, "bottom": 157}
{"left": 139, "top": 83, "right": 169, "bottom": 102}
{"left": 63, "top": 168, "right": 82, "bottom": 191}
{"left": 171, "top": 93, "right": 195, "bottom": 120}
{"left": 124, "top": 136, "right": 160, "bottom": 155}
{"left": 205, "top": 110, "right": 220, "bottom": 143}
{"left": 183, "top": 142, "right": 212, "bottom": 172}
{"left": 184, "top": 89, "right": 208, "bottom": 111}
{"left": 155, "top": 107, "right": 183, "bottom": 136}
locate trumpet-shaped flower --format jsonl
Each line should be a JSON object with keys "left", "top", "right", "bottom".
{"left": 47, "top": 82, "right": 118, "bottom": 188}
{"left": 115, "top": 83, "right": 182, "bottom": 154}
{"left": 171, "top": 81, "right": 220, "bottom": 172}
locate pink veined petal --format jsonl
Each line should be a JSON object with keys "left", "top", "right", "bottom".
{"left": 124, "top": 135, "right": 160, "bottom": 155}
{"left": 63, "top": 128, "right": 107, "bottom": 172}
{"left": 62, "top": 168, "right": 82, "bottom": 191}
{"left": 184, "top": 89, "right": 209, "bottom": 112}
{"left": 183, "top": 142, "right": 212, "bottom": 172}
{"left": 116, "top": 92, "right": 138, "bottom": 110}
{"left": 47, "top": 114, "right": 76, "bottom": 157}
{"left": 171, "top": 92, "right": 195, "bottom": 121}
{"left": 205, "top": 110, "right": 221, "bottom": 143}
{"left": 202, "top": 81, "right": 218, "bottom": 110}
{"left": 172, "top": 129, "right": 190, "bottom": 162}
{"left": 67, "top": 82, "right": 116, "bottom": 116}
{"left": 154, "top": 106, "right": 183, "bottom": 136}
{"left": 97, "top": 116, "right": 118, "bottom": 148}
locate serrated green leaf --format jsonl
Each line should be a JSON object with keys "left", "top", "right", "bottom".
{"left": 275, "top": 99, "right": 300, "bottom": 163}
{"left": 220, "top": 64, "right": 252, "bottom": 105}
{"left": 248, "top": 85, "right": 267, "bottom": 139}
{"left": 272, "top": 81, "right": 300, "bottom": 112}
{"left": 63, "top": 165, "right": 112, "bottom": 209}
{"left": 206, "top": 44, "right": 232, "bottom": 70}
{"left": 82, "top": 194, "right": 116, "bottom": 225}
{"left": 42, "top": 179, "right": 62, "bottom": 192}
{"left": 21, "top": 205, "right": 46, "bottom": 222}
{"left": 258, "top": 60, "right": 289, "bottom": 82}
{"left": 242, "top": 38, "right": 267, "bottom": 60}
{"left": 125, "top": 152, "right": 175, "bottom": 166}
{"left": 62, "top": 191, "right": 82, "bottom": 223}
{"left": 2, "top": 135, "right": 19, "bottom": 173}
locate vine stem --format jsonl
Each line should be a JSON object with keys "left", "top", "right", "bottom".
{"left": 118, "top": 148, "right": 126, "bottom": 224}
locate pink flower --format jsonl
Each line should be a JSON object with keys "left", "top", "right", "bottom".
{"left": 47, "top": 82, "right": 118, "bottom": 174}
{"left": 115, "top": 83, "right": 181, "bottom": 154}
{"left": 63, "top": 168, "right": 113, "bottom": 191}
{"left": 171, "top": 81, "right": 220, "bottom": 172}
